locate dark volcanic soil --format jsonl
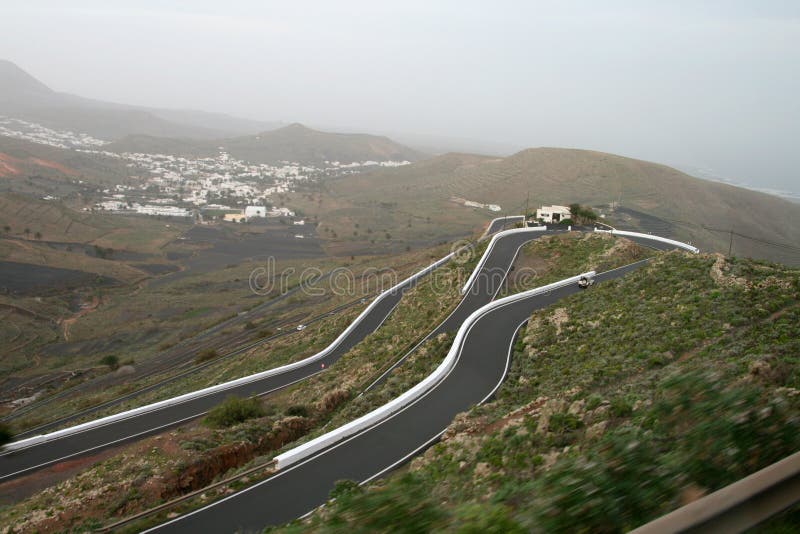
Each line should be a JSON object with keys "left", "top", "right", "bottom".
{"left": 0, "top": 261, "right": 120, "bottom": 296}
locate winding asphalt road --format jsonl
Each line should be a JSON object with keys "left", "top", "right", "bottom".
{"left": 0, "top": 269, "right": 413, "bottom": 481}
{"left": 151, "top": 258, "right": 654, "bottom": 533}
{"left": 0, "top": 225, "right": 554, "bottom": 483}
{"left": 485, "top": 215, "right": 525, "bottom": 236}
{"left": 2, "top": 222, "right": 684, "bottom": 533}
{"left": 150, "top": 234, "right": 682, "bottom": 532}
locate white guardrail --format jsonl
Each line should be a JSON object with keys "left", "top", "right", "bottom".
{"left": 479, "top": 215, "right": 525, "bottom": 240}
{"left": 4, "top": 252, "right": 457, "bottom": 453}
{"left": 462, "top": 225, "right": 547, "bottom": 294}
{"left": 6, "top": 224, "right": 696, "bottom": 455}
{"left": 594, "top": 228, "right": 700, "bottom": 254}
{"left": 274, "top": 270, "right": 595, "bottom": 469}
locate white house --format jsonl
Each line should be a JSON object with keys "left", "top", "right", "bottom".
{"left": 245, "top": 206, "right": 267, "bottom": 220}
{"left": 535, "top": 205, "right": 571, "bottom": 224}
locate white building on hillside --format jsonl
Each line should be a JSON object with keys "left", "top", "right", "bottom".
{"left": 245, "top": 205, "right": 267, "bottom": 219}
{"left": 535, "top": 205, "right": 571, "bottom": 224}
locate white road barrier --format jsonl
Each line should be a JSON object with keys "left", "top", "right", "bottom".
{"left": 5, "top": 223, "right": 695, "bottom": 456}
{"left": 3, "top": 253, "right": 456, "bottom": 453}
{"left": 462, "top": 226, "right": 548, "bottom": 294}
{"left": 479, "top": 215, "right": 525, "bottom": 240}
{"left": 595, "top": 228, "right": 699, "bottom": 254}
{"left": 274, "top": 270, "right": 594, "bottom": 469}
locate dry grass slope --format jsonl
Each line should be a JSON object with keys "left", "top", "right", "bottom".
{"left": 328, "top": 148, "right": 800, "bottom": 264}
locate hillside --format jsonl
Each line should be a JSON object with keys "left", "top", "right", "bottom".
{"left": 322, "top": 148, "right": 800, "bottom": 264}
{"left": 0, "top": 60, "right": 274, "bottom": 140}
{"left": 0, "top": 192, "right": 186, "bottom": 251}
{"left": 284, "top": 252, "right": 800, "bottom": 532}
{"left": 106, "top": 123, "right": 425, "bottom": 164}
{"left": 222, "top": 123, "right": 424, "bottom": 164}
{"left": 104, "top": 134, "right": 217, "bottom": 158}
{"left": 0, "top": 137, "right": 128, "bottom": 180}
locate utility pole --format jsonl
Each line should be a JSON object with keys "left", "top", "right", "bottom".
{"left": 728, "top": 228, "right": 734, "bottom": 257}
{"left": 525, "top": 190, "right": 530, "bottom": 220}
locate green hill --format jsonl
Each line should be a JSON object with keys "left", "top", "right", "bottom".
{"left": 323, "top": 148, "right": 800, "bottom": 264}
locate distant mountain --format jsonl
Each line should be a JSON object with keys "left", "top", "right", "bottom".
{"left": 1, "top": 61, "right": 424, "bottom": 163}
{"left": 104, "top": 134, "right": 217, "bottom": 158}
{"left": 0, "top": 59, "right": 55, "bottom": 107}
{"left": 0, "top": 60, "right": 278, "bottom": 140}
{"left": 327, "top": 148, "right": 800, "bottom": 265}
{"left": 221, "top": 123, "right": 424, "bottom": 164}
{"left": 106, "top": 123, "right": 425, "bottom": 164}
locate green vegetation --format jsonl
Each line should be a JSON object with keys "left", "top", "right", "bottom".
{"left": 194, "top": 348, "right": 220, "bottom": 364}
{"left": 281, "top": 252, "right": 800, "bottom": 532}
{"left": 568, "top": 202, "right": 598, "bottom": 225}
{"left": 285, "top": 405, "right": 310, "bottom": 418}
{"left": 7, "top": 235, "right": 798, "bottom": 532}
{"left": 503, "top": 233, "right": 651, "bottom": 294}
{"left": 0, "top": 422, "right": 13, "bottom": 446}
{"left": 99, "top": 354, "right": 120, "bottom": 370}
{"left": 204, "top": 396, "right": 265, "bottom": 428}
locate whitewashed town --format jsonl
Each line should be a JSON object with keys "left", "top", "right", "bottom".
{"left": 0, "top": 116, "right": 411, "bottom": 220}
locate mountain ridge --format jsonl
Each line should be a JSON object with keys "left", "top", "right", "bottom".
{"left": 104, "top": 123, "right": 425, "bottom": 163}
{"left": 1, "top": 60, "right": 424, "bottom": 162}
{"left": 0, "top": 60, "right": 277, "bottom": 139}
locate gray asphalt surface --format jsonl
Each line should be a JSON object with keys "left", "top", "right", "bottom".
{"left": 362, "top": 228, "right": 563, "bottom": 391}
{"left": 485, "top": 215, "right": 525, "bottom": 236}
{"left": 1, "top": 222, "right": 682, "bottom": 526}
{"left": 0, "top": 223, "right": 540, "bottom": 482}
{"left": 0, "top": 272, "right": 414, "bottom": 481}
{"left": 151, "top": 251, "right": 657, "bottom": 533}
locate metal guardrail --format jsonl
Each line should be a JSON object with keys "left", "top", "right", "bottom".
{"left": 3, "top": 252, "right": 455, "bottom": 453}
{"left": 273, "top": 269, "right": 595, "bottom": 469}
{"left": 631, "top": 450, "right": 800, "bottom": 533}
{"left": 462, "top": 225, "right": 548, "bottom": 294}
{"left": 479, "top": 215, "right": 525, "bottom": 240}
{"left": 594, "top": 228, "right": 700, "bottom": 254}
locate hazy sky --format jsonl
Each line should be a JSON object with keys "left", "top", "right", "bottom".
{"left": 2, "top": 1, "right": 799, "bottom": 195}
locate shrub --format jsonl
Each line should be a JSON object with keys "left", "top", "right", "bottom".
{"left": 454, "top": 503, "right": 526, "bottom": 534}
{"left": 329, "top": 479, "right": 362, "bottom": 501}
{"left": 286, "top": 405, "right": 309, "bottom": 418}
{"left": 610, "top": 396, "right": 633, "bottom": 418}
{"left": 323, "top": 473, "right": 446, "bottom": 531}
{"left": 99, "top": 354, "right": 119, "bottom": 370}
{"left": 204, "top": 396, "right": 265, "bottom": 428}
{"left": 0, "top": 423, "right": 13, "bottom": 446}
{"left": 195, "top": 348, "right": 219, "bottom": 364}
{"left": 548, "top": 412, "right": 583, "bottom": 433}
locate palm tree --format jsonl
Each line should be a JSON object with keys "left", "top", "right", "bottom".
{"left": 2, "top": 225, "right": 9, "bottom": 233}
{"left": 23, "top": 228, "right": 30, "bottom": 237}
{"left": 34, "top": 231, "right": 42, "bottom": 240}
